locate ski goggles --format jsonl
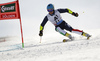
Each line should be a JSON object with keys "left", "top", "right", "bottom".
{"left": 47, "top": 9, "right": 53, "bottom": 12}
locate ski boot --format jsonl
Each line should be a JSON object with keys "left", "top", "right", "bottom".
{"left": 63, "top": 33, "right": 74, "bottom": 42}
{"left": 82, "top": 32, "right": 91, "bottom": 40}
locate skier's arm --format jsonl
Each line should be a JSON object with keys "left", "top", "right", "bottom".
{"left": 39, "top": 16, "right": 48, "bottom": 36}
{"left": 57, "top": 8, "right": 78, "bottom": 17}
{"left": 40, "top": 16, "right": 48, "bottom": 31}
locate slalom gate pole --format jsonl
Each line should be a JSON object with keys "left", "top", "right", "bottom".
{"left": 17, "top": 0, "right": 24, "bottom": 48}
{"left": 19, "top": 18, "right": 24, "bottom": 48}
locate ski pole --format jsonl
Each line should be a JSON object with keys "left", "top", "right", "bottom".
{"left": 40, "top": 36, "right": 42, "bottom": 43}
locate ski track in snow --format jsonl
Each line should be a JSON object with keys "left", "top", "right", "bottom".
{"left": 0, "top": 30, "right": 100, "bottom": 61}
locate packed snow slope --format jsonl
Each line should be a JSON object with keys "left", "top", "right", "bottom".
{"left": 0, "top": 0, "right": 100, "bottom": 61}
{"left": 0, "top": 29, "right": 100, "bottom": 61}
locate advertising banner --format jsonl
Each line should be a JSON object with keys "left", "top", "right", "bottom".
{"left": 0, "top": 1, "right": 20, "bottom": 20}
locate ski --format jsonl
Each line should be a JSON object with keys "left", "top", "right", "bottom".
{"left": 63, "top": 39, "right": 72, "bottom": 42}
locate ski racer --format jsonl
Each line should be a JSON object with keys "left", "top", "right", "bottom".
{"left": 39, "top": 4, "right": 91, "bottom": 40}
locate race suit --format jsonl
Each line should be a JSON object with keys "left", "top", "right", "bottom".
{"left": 40, "top": 8, "right": 83, "bottom": 36}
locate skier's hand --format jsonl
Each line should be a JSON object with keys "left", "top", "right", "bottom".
{"left": 39, "top": 31, "right": 43, "bottom": 36}
{"left": 72, "top": 12, "right": 78, "bottom": 17}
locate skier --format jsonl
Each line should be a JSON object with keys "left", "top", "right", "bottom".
{"left": 39, "top": 4, "right": 91, "bottom": 41}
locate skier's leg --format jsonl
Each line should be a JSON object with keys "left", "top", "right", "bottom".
{"left": 55, "top": 27, "right": 73, "bottom": 40}
{"left": 63, "top": 22, "right": 91, "bottom": 39}
{"left": 72, "top": 29, "right": 83, "bottom": 35}
{"left": 72, "top": 29, "right": 91, "bottom": 39}
{"left": 64, "top": 22, "right": 73, "bottom": 32}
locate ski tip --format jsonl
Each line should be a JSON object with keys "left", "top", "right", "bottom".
{"left": 63, "top": 39, "right": 71, "bottom": 42}
{"left": 63, "top": 39, "right": 67, "bottom": 42}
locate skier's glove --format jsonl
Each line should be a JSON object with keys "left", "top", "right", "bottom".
{"left": 72, "top": 12, "right": 78, "bottom": 17}
{"left": 39, "top": 30, "right": 43, "bottom": 36}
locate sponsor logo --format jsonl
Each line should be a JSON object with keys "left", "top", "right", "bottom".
{"left": 1, "top": 3, "right": 15, "bottom": 13}
{"left": 1, "top": 14, "right": 16, "bottom": 19}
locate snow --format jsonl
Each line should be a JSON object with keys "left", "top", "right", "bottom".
{"left": 0, "top": 0, "right": 100, "bottom": 61}
{"left": 0, "top": 29, "right": 100, "bottom": 61}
